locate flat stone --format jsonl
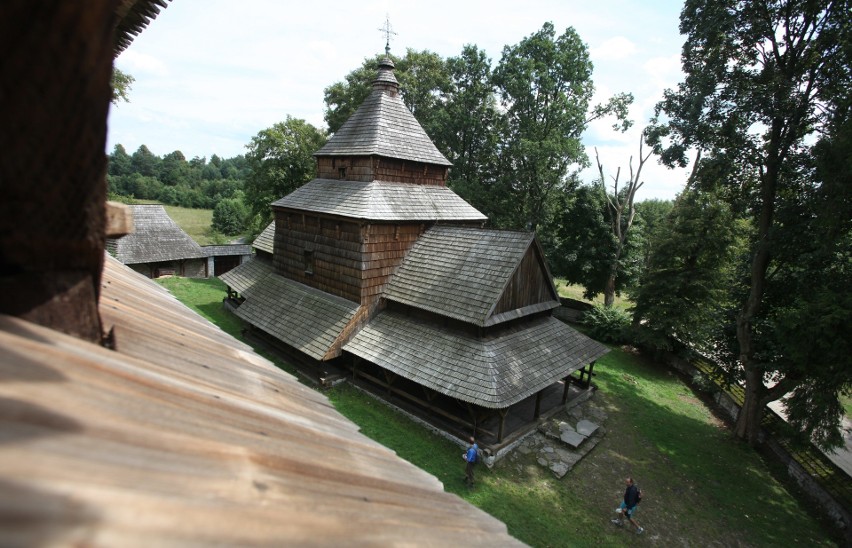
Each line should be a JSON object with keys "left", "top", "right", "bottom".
{"left": 550, "top": 462, "right": 569, "bottom": 477}
{"left": 560, "top": 429, "right": 587, "bottom": 448}
{"left": 576, "top": 419, "right": 599, "bottom": 437}
{"left": 543, "top": 445, "right": 554, "bottom": 453}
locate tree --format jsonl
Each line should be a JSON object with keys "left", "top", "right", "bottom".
{"left": 130, "top": 144, "right": 160, "bottom": 178}
{"left": 633, "top": 198, "right": 674, "bottom": 273}
{"left": 649, "top": 0, "right": 852, "bottom": 448}
{"left": 243, "top": 116, "right": 327, "bottom": 224}
{"left": 212, "top": 197, "right": 248, "bottom": 235}
{"left": 593, "top": 133, "right": 653, "bottom": 306}
{"left": 160, "top": 150, "right": 190, "bottom": 187}
{"left": 110, "top": 68, "right": 134, "bottom": 105}
{"left": 108, "top": 143, "right": 132, "bottom": 176}
{"left": 437, "top": 46, "right": 506, "bottom": 223}
{"left": 492, "top": 22, "right": 632, "bottom": 231}
{"left": 547, "top": 183, "right": 645, "bottom": 302}
{"left": 631, "top": 188, "right": 748, "bottom": 354}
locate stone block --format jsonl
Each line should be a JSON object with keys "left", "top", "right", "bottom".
{"left": 576, "top": 419, "right": 599, "bottom": 437}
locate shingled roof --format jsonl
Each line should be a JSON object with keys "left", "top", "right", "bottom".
{"left": 344, "top": 311, "right": 609, "bottom": 409}
{"left": 385, "top": 226, "right": 560, "bottom": 326}
{"left": 107, "top": 204, "right": 206, "bottom": 264}
{"left": 315, "top": 58, "right": 452, "bottom": 166}
{"left": 230, "top": 272, "right": 360, "bottom": 360}
{"left": 252, "top": 221, "right": 276, "bottom": 254}
{"left": 219, "top": 257, "right": 274, "bottom": 296}
{"left": 115, "top": 0, "right": 171, "bottom": 55}
{"left": 0, "top": 256, "right": 519, "bottom": 544}
{"left": 272, "top": 179, "right": 486, "bottom": 222}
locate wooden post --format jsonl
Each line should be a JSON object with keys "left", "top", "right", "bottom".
{"left": 352, "top": 357, "right": 360, "bottom": 380}
{"left": 562, "top": 376, "right": 571, "bottom": 403}
{"left": 465, "top": 403, "right": 478, "bottom": 439}
{"left": 586, "top": 361, "right": 597, "bottom": 388}
{"left": 497, "top": 408, "right": 509, "bottom": 443}
{"left": 534, "top": 391, "right": 543, "bottom": 419}
{"left": 0, "top": 0, "right": 116, "bottom": 343}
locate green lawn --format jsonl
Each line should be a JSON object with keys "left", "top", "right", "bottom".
{"left": 554, "top": 278, "right": 632, "bottom": 310}
{"left": 158, "top": 276, "right": 836, "bottom": 546}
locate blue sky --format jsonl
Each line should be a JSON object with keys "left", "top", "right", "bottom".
{"left": 110, "top": 0, "right": 690, "bottom": 200}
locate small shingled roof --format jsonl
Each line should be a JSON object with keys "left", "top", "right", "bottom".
{"left": 272, "top": 179, "right": 486, "bottom": 222}
{"left": 107, "top": 204, "right": 206, "bottom": 264}
{"left": 231, "top": 272, "right": 359, "bottom": 361}
{"left": 219, "top": 258, "right": 273, "bottom": 296}
{"left": 344, "top": 311, "right": 609, "bottom": 409}
{"left": 315, "top": 59, "right": 452, "bottom": 166}
{"left": 252, "top": 221, "right": 276, "bottom": 254}
{"left": 385, "top": 226, "right": 559, "bottom": 326}
{"left": 202, "top": 244, "right": 252, "bottom": 257}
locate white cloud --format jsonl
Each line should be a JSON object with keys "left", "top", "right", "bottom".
{"left": 591, "top": 36, "right": 637, "bottom": 61}
{"left": 117, "top": 50, "right": 169, "bottom": 77}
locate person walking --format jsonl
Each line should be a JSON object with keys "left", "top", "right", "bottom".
{"left": 463, "top": 437, "right": 478, "bottom": 487}
{"left": 611, "top": 477, "right": 644, "bottom": 534}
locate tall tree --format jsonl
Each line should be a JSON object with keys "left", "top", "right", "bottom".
{"left": 593, "top": 133, "right": 653, "bottom": 306}
{"left": 547, "top": 183, "right": 645, "bottom": 302}
{"left": 631, "top": 187, "right": 748, "bottom": 354}
{"left": 492, "top": 22, "right": 632, "bottom": 231}
{"left": 243, "top": 116, "right": 327, "bottom": 224}
{"left": 437, "top": 45, "right": 507, "bottom": 224}
{"left": 649, "top": 0, "right": 852, "bottom": 448}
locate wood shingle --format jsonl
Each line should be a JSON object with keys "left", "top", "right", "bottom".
{"left": 231, "top": 272, "right": 360, "bottom": 360}
{"left": 272, "top": 179, "right": 486, "bottom": 222}
{"left": 315, "top": 58, "right": 452, "bottom": 166}
{"left": 219, "top": 258, "right": 273, "bottom": 296}
{"left": 384, "top": 226, "right": 560, "bottom": 326}
{"left": 252, "top": 221, "right": 275, "bottom": 254}
{"left": 107, "top": 204, "right": 206, "bottom": 264}
{"left": 344, "top": 311, "right": 609, "bottom": 409}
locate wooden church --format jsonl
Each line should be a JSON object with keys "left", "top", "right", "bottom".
{"left": 222, "top": 56, "right": 608, "bottom": 451}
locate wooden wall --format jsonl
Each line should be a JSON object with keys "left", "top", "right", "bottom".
{"left": 273, "top": 213, "right": 364, "bottom": 302}
{"left": 316, "top": 156, "right": 448, "bottom": 186}
{"left": 360, "top": 223, "right": 425, "bottom": 302}
{"left": 272, "top": 211, "right": 426, "bottom": 306}
{"left": 492, "top": 245, "right": 557, "bottom": 315}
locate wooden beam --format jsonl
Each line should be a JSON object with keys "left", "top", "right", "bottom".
{"left": 105, "top": 201, "right": 134, "bottom": 238}
{"left": 534, "top": 391, "right": 542, "bottom": 419}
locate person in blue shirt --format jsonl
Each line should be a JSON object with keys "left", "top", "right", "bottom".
{"left": 463, "top": 437, "right": 478, "bottom": 486}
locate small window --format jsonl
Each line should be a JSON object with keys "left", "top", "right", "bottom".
{"left": 338, "top": 167, "right": 346, "bottom": 179}
{"left": 303, "top": 250, "right": 314, "bottom": 275}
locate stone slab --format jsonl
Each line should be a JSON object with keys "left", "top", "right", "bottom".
{"left": 576, "top": 419, "right": 599, "bottom": 437}
{"left": 560, "top": 429, "right": 587, "bottom": 448}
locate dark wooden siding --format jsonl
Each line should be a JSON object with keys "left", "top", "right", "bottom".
{"left": 316, "top": 156, "right": 448, "bottom": 186}
{"left": 492, "top": 245, "right": 557, "bottom": 315}
{"left": 273, "top": 212, "right": 364, "bottom": 303}
{"left": 361, "top": 223, "right": 426, "bottom": 302}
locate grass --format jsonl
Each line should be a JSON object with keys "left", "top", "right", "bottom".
{"left": 842, "top": 393, "right": 852, "bottom": 419}
{"left": 553, "top": 278, "right": 632, "bottom": 311}
{"left": 159, "top": 276, "right": 837, "bottom": 546}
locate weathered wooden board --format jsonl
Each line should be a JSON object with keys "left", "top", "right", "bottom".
{"left": 0, "top": 256, "right": 519, "bottom": 546}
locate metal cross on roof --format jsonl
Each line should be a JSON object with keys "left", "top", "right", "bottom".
{"left": 378, "top": 15, "right": 397, "bottom": 57}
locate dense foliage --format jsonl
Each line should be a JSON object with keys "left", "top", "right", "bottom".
{"left": 108, "top": 144, "right": 248, "bottom": 210}
{"left": 647, "top": 0, "right": 852, "bottom": 449}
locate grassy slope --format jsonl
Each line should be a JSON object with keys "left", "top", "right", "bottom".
{"left": 161, "top": 205, "right": 215, "bottom": 245}
{"left": 158, "top": 277, "right": 835, "bottom": 547}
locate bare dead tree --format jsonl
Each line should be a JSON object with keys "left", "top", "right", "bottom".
{"left": 595, "top": 131, "right": 653, "bottom": 307}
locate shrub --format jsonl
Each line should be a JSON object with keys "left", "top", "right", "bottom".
{"left": 211, "top": 198, "right": 248, "bottom": 235}
{"left": 580, "top": 304, "right": 632, "bottom": 344}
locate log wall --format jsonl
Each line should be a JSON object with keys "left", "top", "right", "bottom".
{"left": 360, "top": 223, "right": 426, "bottom": 302}
{"left": 316, "top": 156, "right": 448, "bottom": 186}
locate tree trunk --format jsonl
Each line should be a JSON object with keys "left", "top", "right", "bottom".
{"left": 603, "top": 273, "right": 616, "bottom": 308}
{"left": 735, "top": 366, "right": 765, "bottom": 445}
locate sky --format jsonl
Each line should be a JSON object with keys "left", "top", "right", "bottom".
{"left": 109, "top": 0, "right": 691, "bottom": 201}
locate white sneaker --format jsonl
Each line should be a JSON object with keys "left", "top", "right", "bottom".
{"left": 637, "top": 527, "right": 645, "bottom": 535}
